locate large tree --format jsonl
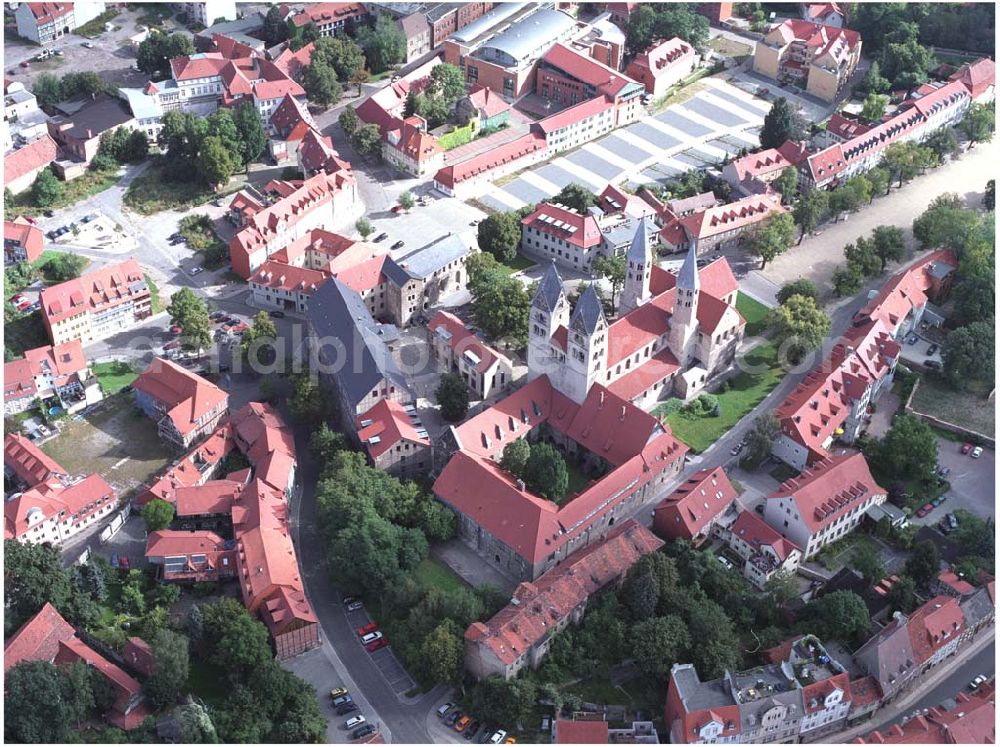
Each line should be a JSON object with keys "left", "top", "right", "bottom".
{"left": 904, "top": 540, "right": 941, "bottom": 591}
{"left": 832, "top": 263, "right": 863, "bottom": 297}
{"left": 142, "top": 497, "right": 175, "bottom": 532}
{"left": 740, "top": 413, "right": 780, "bottom": 470}
{"left": 312, "top": 36, "right": 365, "bottom": 81}
{"left": 952, "top": 274, "right": 994, "bottom": 328}
{"left": 768, "top": 294, "right": 831, "bottom": 365}
{"left": 882, "top": 141, "right": 934, "bottom": 188}
{"left": 625, "top": 4, "right": 709, "bottom": 55}
{"left": 4, "top": 661, "right": 83, "bottom": 743}
{"left": 747, "top": 212, "right": 796, "bottom": 270}
{"left": 800, "top": 590, "right": 871, "bottom": 643}
{"left": 912, "top": 193, "right": 984, "bottom": 252}
{"left": 773, "top": 166, "right": 799, "bottom": 204}
{"left": 200, "top": 134, "right": 238, "bottom": 188}
{"left": 760, "top": 97, "right": 806, "bottom": 150}
{"left": 962, "top": 103, "right": 995, "bottom": 148}
{"left": 851, "top": 543, "right": 886, "bottom": 585}
{"left": 436, "top": 371, "right": 470, "bottom": 422}
{"left": 167, "top": 287, "right": 212, "bottom": 350}
{"left": 357, "top": 15, "right": 406, "bottom": 74}
{"left": 428, "top": 63, "right": 466, "bottom": 105}
{"left": 777, "top": 279, "right": 819, "bottom": 305}
{"left": 592, "top": 254, "right": 626, "bottom": 309}
{"left": 477, "top": 212, "right": 521, "bottom": 264}
{"left": 339, "top": 106, "right": 360, "bottom": 136}
{"left": 844, "top": 236, "right": 882, "bottom": 278}
{"left": 792, "top": 188, "right": 828, "bottom": 243}
{"left": 262, "top": 4, "right": 290, "bottom": 45}
{"left": 302, "top": 60, "right": 343, "bottom": 107}
{"left": 419, "top": 621, "right": 465, "bottom": 684}
{"left": 524, "top": 442, "right": 569, "bottom": 502}
{"left": 943, "top": 321, "right": 995, "bottom": 389}
{"left": 32, "top": 168, "right": 63, "bottom": 208}
{"left": 233, "top": 101, "right": 267, "bottom": 170}
{"left": 143, "top": 629, "right": 190, "bottom": 709}
{"left": 351, "top": 123, "right": 382, "bottom": 156}
{"left": 467, "top": 253, "right": 530, "bottom": 344}
{"left": 137, "top": 32, "right": 194, "bottom": 77}
{"left": 869, "top": 225, "right": 906, "bottom": 271}
{"left": 860, "top": 93, "right": 889, "bottom": 123}
{"left": 880, "top": 38, "right": 935, "bottom": 90}
{"left": 552, "top": 182, "right": 598, "bottom": 213}
{"left": 4, "top": 540, "right": 71, "bottom": 636}
{"left": 872, "top": 413, "right": 937, "bottom": 485}
{"left": 630, "top": 615, "right": 690, "bottom": 677}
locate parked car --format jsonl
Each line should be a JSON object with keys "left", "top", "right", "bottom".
{"left": 120, "top": 555, "right": 130, "bottom": 569}
{"left": 82, "top": 41, "right": 94, "bottom": 48}
{"left": 338, "top": 702, "right": 358, "bottom": 716}
{"left": 37, "top": 424, "right": 51, "bottom": 437}
{"left": 332, "top": 695, "right": 352, "bottom": 707}
{"left": 926, "top": 343, "right": 939, "bottom": 355}
{"left": 344, "top": 715, "right": 366, "bottom": 730}
{"left": 945, "top": 513, "right": 959, "bottom": 532}
{"left": 716, "top": 555, "right": 734, "bottom": 571}
{"left": 357, "top": 622, "right": 378, "bottom": 637}
{"left": 230, "top": 322, "right": 249, "bottom": 333}
{"left": 754, "top": 503, "right": 764, "bottom": 514}
{"left": 465, "top": 721, "right": 481, "bottom": 740}
{"left": 916, "top": 503, "right": 934, "bottom": 518}
{"left": 391, "top": 240, "right": 405, "bottom": 249}
{"left": 19, "top": 60, "right": 30, "bottom": 68}
{"left": 924, "top": 359, "right": 942, "bottom": 370}
{"left": 937, "top": 466, "right": 951, "bottom": 478}
{"left": 730, "top": 443, "right": 742, "bottom": 456}
{"left": 347, "top": 600, "right": 364, "bottom": 612}
{"left": 374, "top": 232, "right": 388, "bottom": 242}
{"left": 541, "top": 716, "right": 551, "bottom": 732}
{"left": 190, "top": 267, "right": 203, "bottom": 275}
{"left": 365, "top": 637, "right": 389, "bottom": 653}
{"left": 351, "top": 724, "right": 376, "bottom": 740}
{"left": 330, "top": 687, "right": 348, "bottom": 699}
{"left": 446, "top": 711, "right": 462, "bottom": 727}
{"left": 970, "top": 675, "right": 988, "bottom": 690}
{"left": 110, "top": 553, "right": 120, "bottom": 568}
{"left": 436, "top": 703, "right": 455, "bottom": 718}
{"left": 210, "top": 310, "right": 227, "bottom": 321}
{"left": 17, "top": 301, "right": 31, "bottom": 312}
{"left": 164, "top": 340, "right": 182, "bottom": 351}
{"left": 269, "top": 309, "right": 285, "bottom": 319}
{"left": 931, "top": 496, "right": 944, "bottom": 507}
{"left": 905, "top": 333, "right": 919, "bottom": 345}
{"left": 962, "top": 442, "right": 974, "bottom": 454}
{"left": 489, "top": 730, "right": 508, "bottom": 744}
{"left": 360, "top": 631, "right": 382, "bottom": 645}
{"left": 455, "top": 716, "right": 472, "bottom": 732}
{"left": 971, "top": 446, "right": 983, "bottom": 458}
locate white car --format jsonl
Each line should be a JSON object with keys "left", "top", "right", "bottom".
{"left": 345, "top": 715, "right": 366, "bottom": 729}
{"left": 37, "top": 424, "right": 51, "bottom": 437}
{"left": 360, "top": 631, "right": 383, "bottom": 645}
{"left": 489, "top": 730, "right": 507, "bottom": 744}
{"left": 190, "top": 267, "right": 203, "bottom": 275}
{"left": 970, "top": 675, "right": 987, "bottom": 690}
{"left": 971, "top": 446, "right": 983, "bottom": 458}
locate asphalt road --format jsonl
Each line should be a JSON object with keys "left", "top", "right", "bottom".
{"left": 861, "top": 640, "right": 995, "bottom": 737}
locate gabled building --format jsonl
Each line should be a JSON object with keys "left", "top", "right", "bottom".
{"left": 429, "top": 310, "right": 514, "bottom": 400}
{"left": 856, "top": 681, "right": 995, "bottom": 744}
{"left": 653, "top": 466, "right": 738, "bottom": 544}
{"left": 5, "top": 603, "right": 147, "bottom": 730}
{"left": 721, "top": 141, "right": 809, "bottom": 197}
{"left": 145, "top": 529, "right": 236, "bottom": 582}
{"left": 658, "top": 193, "right": 786, "bottom": 255}
{"left": 665, "top": 635, "right": 853, "bottom": 744}
{"left": 268, "top": 93, "right": 318, "bottom": 163}
{"left": 799, "top": 2, "right": 845, "bottom": 27}
{"left": 286, "top": 2, "right": 368, "bottom": 37}
{"left": 433, "top": 376, "right": 687, "bottom": 581}
{"left": 626, "top": 37, "right": 699, "bottom": 98}
{"left": 39, "top": 258, "right": 152, "bottom": 346}
{"left": 772, "top": 319, "right": 900, "bottom": 469}
{"left": 15, "top": 1, "right": 106, "bottom": 45}
{"left": 4, "top": 216, "right": 44, "bottom": 265}
{"left": 455, "top": 84, "right": 512, "bottom": 130}
{"left": 133, "top": 357, "right": 230, "bottom": 450}
{"left": 753, "top": 20, "right": 861, "bottom": 102}
{"left": 3, "top": 340, "right": 102, "bottom": 416}
{"left": 725, "top": 510, "right": 802, "bottom": 589}
{"left": 382, "top": 114, "right": 445, "bottom": 177}
{"left": 228, "top": 172, "right": 359, "bottom": 278}
{"left": 4, "top": 434, "right": 116, "bottom": 545}
{"left": 46, "top": 92, "right": 135, "bottom": 166}
{"left": 356, "top": 399, "right": 431, "bottom": 478}
{"left": 4, "top": 133, "right": 59, "bottom": 194}
{"left": 464, "top": 520, "right": 662, "bottom": 679}
{"left": 762, "top": 453, "right": 886, "bottom": 559}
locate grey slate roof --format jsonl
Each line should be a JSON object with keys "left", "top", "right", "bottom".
{"left": 533, "top": 262, "right": 565, "bottom": 311}
{"left": 394, "top": 233, "right": 473, "bottom": 281}
{"left": 854, "top": 616, "right": 916, "bottom": 694}
{"left": 959, "top": 585, "right": 995, "bottom": 628}
{"left": 670, "top": 664, "right": 736, "bottom": 712}
{"left": 307, "top": 278, "right": 409, "bottom": 410}
{"left": 627, "top": 216, "right": 653, "bottom": 265}
{"left": 677, "top": 237, "right": 700, "bottom": 291}
{"left": 570, "top": 283, "right": 606, "bottom": 334}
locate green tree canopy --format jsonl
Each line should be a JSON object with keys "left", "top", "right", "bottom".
{"left": 357, "top": 15, "right": 406, "bottom": 74}
{"left": 630, "top": 615, "right": 691, "bottom": 677}
{"left": 870, "top": 225, "right": 906, "bottom": 271}
{"left": 777, "top": 279, "right": 819, "bottom": 305}
{"left": 142, "top": 498, "right": 175, "bottom": 532}
{"left": 312, "top": 36, "right": 365, "bottom": 81}
{"left": 800, "top": 590, "right": 871, "bottom": 643}
{"left": 793, "top": 188, "right": 829, "bottom": 243}
{"left": 339, "top": 105, "right": 360, "bottom": 136}
{"left": 500, "top": 438, "right": 530, "bottom": 475}
{"left": 477, "top": 211, "right": 521, "bottom": 264}
{"left": 351, "top": 123, "right": 382, "bottom": 156}
{"left": 768, "top": 293, "right": 831, "bottom": 364}
{"left": 467, "top": 252, "right": 530, "bottom": 344}
{"left": 747, "top": 212, "right": 796, "bottom": 269}
{"left": 436, "top": 371, "right": 470, "bottom": 422}
{"left": 871, "top": 413, "right": 938, "bottom": 485}
{"left": 143, "top": 628, "right": 190, "bottom": 709}
{"left": 760, "top": 97, "right": 806, "bottom": 150}
{"left": 523, "top": 442, "right": 570, "bottom": 502}
{"left": 943, "top": 321, "right": 995, "bottom": 388}
{"left": 904, "top": 540, "right": 941, "bottom": 591}
{"left": 552, "top": 182, "right": 598, "bottom": 213}
{"left": 32, "top": 168, "right": 63, "bottom": 208}
{"left": 302, "top": 60, "right": 343, "bottom": 107}
{"left": 4, "top": 540, "right": 71, "bottom": 636}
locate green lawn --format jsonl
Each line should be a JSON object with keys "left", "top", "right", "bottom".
{"left": 564, "top": 677, "right": 629, "bottom": 706}
{"left": 814, "top": 533, "right": 882, "bottom": 572}
{"left": 910, "top": 375, "right": 994, "bottom": 438}
{"left": 415, "top": 556, "right": 468, "bottom": 594}
{"left": 657, "top": 341, "right": 786, "bottom": 453}
{"left": 144, "top": 274, "right": 162, "bottom": 314}
{"left": 438, "top": 123, "right": 476, "bottom": 151}
{"left": 74, "top": 8, "right": 120, "bottom": 36}
{"left": 93, "top": 361, "right": 138, "bottom": 395}
{"left": 35, "top": 251, "right": 91, "bottom": 283}
{"left": 564, "top": 459, "right": 593, "bottom": 500}
{"left": 7, "top": 166, "right": 121, "bottom": 216}
{"left": 186, "top": 658, "right": 228, "bottom": 708}
{"left": 769, "top": 462, "right": 799, "bottom": 483}
{"left": 502, "top": 253, "right": 536, "bottom": 274}
{"left": 123, "top": 162, "right": 243, "bottom": 215}
{"left": 736, "top": 292, "right": 770, "bottom": 337}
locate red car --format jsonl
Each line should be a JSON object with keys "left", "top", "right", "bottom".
{"left": 357, "top": 622, "right": 378, "bottom": 637}
{"left": 365, "top": 637, "right": 389, "bottom": 653}
{"left": 16, "top": 301, "right": 31, "bottom": 312}
{"left": 961, "top": 442, "right": 974, "bottom": 454}
{"left": 916, "top": 503, "right": 934, "bottom": 518}
{"left": 120, "top": 555, "right": 130, "bottom": 569}
{"left": 170, "top": 324, "right": 182, "bottom": 334}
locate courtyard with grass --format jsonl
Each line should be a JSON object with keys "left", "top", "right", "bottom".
{"left": 909, "top": 375, "right": 994, "bottom": 438}
{"left": 736, "top": 292, "right": 771, "bottom": 337}
{"left": 813, "top": 533, "right": 883, "bottom": 572}
{"left": 502, "top": 252, "right": 537, "bottom": 275}
{"left": 656, "top": 340, "right": 786, "bottom": 452}
{"left": 7, "top": 165, "right": 121, "bottom": 216}
{"left": 93, "top": 360, "right": 139, "bottom": 395}
{"left": 123, "top": 162, "right": 245, "bottom": 215}
{"left": 414, "top": 556, "right": 468, "bottom": 595}
{"left": 41, "top": 395, "right": 172, "bottom": 499}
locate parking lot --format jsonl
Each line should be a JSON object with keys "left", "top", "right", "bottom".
{"left": 476, "top": 76, "right": 770, "bottom": 212}
{"left": 910, "top": 438, "right": 996, "bottom": 526}
{"left": 427, "top": 695, "right": 507, "bottom": 745}
{"left": 343, "top": 604, "right": 417, "bottom": 696}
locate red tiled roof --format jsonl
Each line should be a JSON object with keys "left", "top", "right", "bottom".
{"left": 555, "top": 719, "right": 611, "bottom": 744}
{"left": 146, "top": 528, "right": 227, "bottom": 556}
{"left": 429, "top": 310, "right": 509, "bottom": 375}
{"left": 6, "top": 340, "right": 90, "bottom": 404}
{"left": 521, "top": 202, "right": 603, "bottom": 249}
{"left": 857, "top": 682, "right": 995, "bottom": 743}
{"left": 134, "top": 357, "right": 229, "bottom": 438}
{"left": 598, "top": 183, "right": 657, "bottom": 219}
{"left": 231, "top": 401, "right": 296, "bottom": 464}
{"left": 537, "top": 95, "right": 614, "bottom": 134}
{"left": 768, "top": 453, "right": 886, "bottom": 534}
{"left": 466, "top": 84, "right": 512, "bottom": 119}
{"left": 465, "top": 520, "right": 662, "bottom": 665}
{"left": 356, "top": 399, "right": 430, "bottom": 460}
{"left": 171, "top": 52, "right": 227, "bottom": 81}
{"left": 289, "top": 2, "right": 366, "bottom": 27}
{"left": 384, "top": 116, "right": 443, "bottom": 163}
{"left": 435, "top": 132, "right": 547, "bottom": 188}
{"left": 542, "top": 43, "right": 639, "bottom": 98}
{"left": 728, "top": 147, "right": 798, "bottom": 181}
{"left": 272, "top": 42, "right": 315, "bottom": 79}
{"left": 25, "top": 2, "right": 71, "bottom": 24}
{"left": 139, "top": 423, "right": 234, "bottom": 505}
{"left": 40, "top": 258, "right": 148, "bottom": 327}
{"left": 936, "top": 570, "right": 976, "bottom": 596}
{"left": 771, "top": 19, "right": 860, "bottom": 56}
{"left": 123, "top": 637, "right": 155, "bottom": 677}
{"left": 827, "top": 112, "right": 872, "bottom": 140}
{"left": 654, "top": 467, "right": 738, "bottom": 541}
{"left": 607, "top": 346, "right": 680, "bottom": 401}
{"left": 627, "top": 37, "right": 695, "bottom": 81}
{"left": 173, "top": 481, "right": 242, "bottom": 517}
{"left": 4, "top": 216, "right": 44, "bottom": 262}
{"left": 210, "top": 32, "right": 259, "bottom": 60}
{"left": 906, "top": 595, "right": 965, "bottom": 665}
{"left": 666, "top": 672, "right": 742, "bottom": 743}
{"left": 950, "top": 58, "right": 996, "bottom": 100}
{"left": 855, "top": 250, "right": 957, "bottom": 332}
{"left": 4, "top": 433, "right": 65, "bottom": 486}
{"left": 849, "top": 676, "right": 883, "bottom": 708}
{"left": 729, "top": 510, "right": 801, "bottom": 561}
{"left": 676, "top": 193, "right": 784, "bottom": 241}
{"left": 4, "top": 134, "right": 58, "bottom": 187}
{"left": 249, "top": 260, "right": 327, "bottom": 295}
{"left": 802, "top": 672, "right": 851, "bottom": 714}
{"left": 269, "top": 93, "right": 315, "bottom": 140}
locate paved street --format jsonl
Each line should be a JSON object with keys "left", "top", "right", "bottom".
{"left": 754, "top": 139, "right": 997, "bottom": 292}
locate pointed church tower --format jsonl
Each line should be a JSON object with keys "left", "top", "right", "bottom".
{"left": 668, "top": 240, "right": 700, "bottom": 368}
{"left": 563, "top": 284, "right": 607, "bottom": 403}
{"left": 620, "top": 216, "right": 654, "bottom": 314}
{"left": 527, "top": 262, "right": 569, "bottom": 381}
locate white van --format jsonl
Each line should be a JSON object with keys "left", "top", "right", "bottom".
{"left": 361, "top": 631, "right": 383, "bottom": 645}
{"left": 345, "top": 715, "right": 366, "bottom": 729}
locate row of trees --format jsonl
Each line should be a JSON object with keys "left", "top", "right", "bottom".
{"left": 832, "top": 225, "right": 906, "bottom": 296}
{"left": 625, "top": 4, "right": 710, "bottom": 57}
{"left": 300, "top": 36, "right": 368, "bottom": 107}
{"left": 158, "top": 103, "right": 266, "bottom": 188}
{"left": 32, "top": 70, "right": 110, "bottom": 108}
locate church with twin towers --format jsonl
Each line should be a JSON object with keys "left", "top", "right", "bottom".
{"left": 527, "top": 218, "right": 748, "bottom": 408}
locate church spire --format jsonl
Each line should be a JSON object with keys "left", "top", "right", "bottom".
{"left": 620, "top": 217, "right": 655, "bottom": 314}
{"left": 677, "top": 238, "right": 699, "bottom": 292}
